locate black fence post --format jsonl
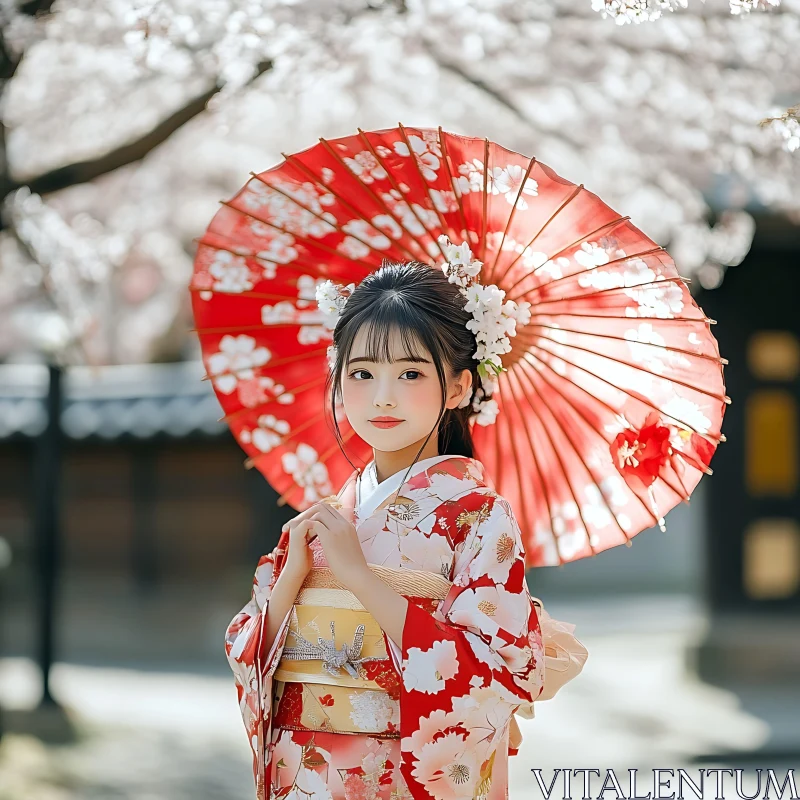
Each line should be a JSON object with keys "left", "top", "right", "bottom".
{"left": 35, "top": 363, "right": 62, "bottom": 706}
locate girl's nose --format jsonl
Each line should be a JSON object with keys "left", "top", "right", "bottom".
{"left": 374, "top": 395, "right": 397, "bottom": 409}
{"left": 373, "top": 380, "right": 397, "bottom": 409}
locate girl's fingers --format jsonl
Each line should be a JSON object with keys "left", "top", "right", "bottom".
{"left": 282, "top": 503, "right": 323, "bottom": 533}
{"left": 304, "top": 503, "right": 347, "bottom": 532}
{"left": 311, "top": 503, "right": 339, "bottom": 523}
{"left": 289, "top": 518, "right": 326, "bottom": 544}
{"left": 290, "top": 519, "right": 314, "bottom": 539}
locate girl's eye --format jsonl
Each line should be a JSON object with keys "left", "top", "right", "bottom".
{"left": 349, "top": 369, "right": 372, "bottom": 380}
{"left": 347, "top": 369, "right": 422, "bottom": 380}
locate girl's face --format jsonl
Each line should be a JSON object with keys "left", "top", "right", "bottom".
{"left": 340, "top": 324, "right": 472, "bottom": 453}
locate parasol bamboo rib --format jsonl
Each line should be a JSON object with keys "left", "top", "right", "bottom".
{"left": 279, "top": 148, "right": 423, "bottom": 263}
{"left": 506, "top": 245, "right": 666, "bottom": 302}
{"left": 276, "top": 428, "right": 360, "bottom": 508}
{"left": 667, "top": 452, "right": 694, "bottom": 503}
{"left": 243, "top": 409, "right": 342, "bottom": 468}
{"left": 192, "top": 238, "right": 295, "bottom": 269}
{"left": 219, "top": 200, "right": 380, "bottom": 271}
{"left": 502, "top": 218, "right": 652, "bottom": 300}
{"left": 491, "top": 369, "right": 539, "bottom": 544}
{"left": 202, "top": 347, "right": 329, "bottom": 382}
{"left": 529, "top": 310, "right": 715, "bottom": 326}
{"left": 515, "top": 353, "right": 664, "bottom": 524}
{"left": 525, "top": 331, "right": 729, "bottom": 406}
{"left": 193, "top": 322, "right": 319, "bottom": 335}
{"left": 315, "top": 136, "right": 431, "bottom": 262}
{"left": 505, "top": 367, "right": 601, "bottom": 557}
{"left": 525, "top": 275, "right": 691, "bottom": 309}
{"left": 194, "top": 236, "right": 372, "bottom": 283}
{"left": 437, "top": 128, "right": 471, "bottom": 242}
{"left": 517, "top": 346, "right": 725, "bottom": 500}
{"left": 512, "top": 360, "right": 639, "bottom": 545}
{"left": 517, "top": 352, "right": 686, "bottom": 523}
{"left": 189, "top": 286, "right": 320, "bottom": 303}
{"left": 492, "top": 183, "right": 585, "bottom": 288}
{"left": 356, "top": 129, "right": 448, "bottom": 262}
{"left": 397, "top": 123, "right": 452, "bottom": 238}
{"left": 488, "top": 368, "right": 564, "bottom": 567}
{"left": 521, "top": 323, "right": 727, "bottom": 365}
{"left": 480, "top": 138, "right": 490, "bottom": 263}
{"left": 521, "top": 341, "right": 720, "bottom": 444}
{"left": 248, "top": 171, "right": 422, "bottom": 266}
{"left": 508, "top": 223, "right": 657, "bottom": 298}
{"left": 519, "top": 353, "right": 690, "bottom": 521}
{"left": 517, "top": 350, "right": 694, "bottom": 510}
{"left": 668, "top": 446, "right": 713, "bottom": 479}
{"left": 485, "top": 156, "right": 538, "bottom": 285}
{"left": 520, "top": 346, "right": 719, "bottom": 476}
{"left": 220, "top": 375, "right": 328, "bottom": 425}
{"left": 499, "top": 367, "right": 582, "bottom": 559}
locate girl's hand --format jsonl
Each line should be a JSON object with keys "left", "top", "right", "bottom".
{"left": 280, "top": 505, "right": 320, "bottom": 580}
{"left": 295, "top": 503, "right": 369, "bottom": 588}
{"left": 284, "top": 504, "right": 407, "bottom": 647}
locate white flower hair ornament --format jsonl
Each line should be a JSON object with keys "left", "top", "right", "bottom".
{"left": 314, "top": 235, "right": 531, "bottom": 427}
{"left": 316, "top": 280, "right": 356, "bottom": 372}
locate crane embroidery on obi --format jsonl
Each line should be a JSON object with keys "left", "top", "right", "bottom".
{"left": 282, "top": 620, "right": 388, "bottom": 679}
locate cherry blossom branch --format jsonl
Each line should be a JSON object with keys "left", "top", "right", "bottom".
{"left": 1, "top": 58, "right": 273, "bottom": 206}
{"left": 760, "top": 103, "right": 800, "bottom": 153}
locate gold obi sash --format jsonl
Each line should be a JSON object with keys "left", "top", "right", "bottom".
{"left": 273, "top": 565, "right": 451, "bottom": 737}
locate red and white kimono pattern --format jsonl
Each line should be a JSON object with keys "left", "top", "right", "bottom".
{"left": 224, "top": 455, "right": 546, "bottom": 800}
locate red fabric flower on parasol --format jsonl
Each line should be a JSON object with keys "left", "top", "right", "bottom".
{"left": 190, "top": 125, "right": 728, "bottom": 567}
{"left": 610, "top": 411, "right": 672, "bottom": 491}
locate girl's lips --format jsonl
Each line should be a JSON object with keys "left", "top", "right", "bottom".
{"left": 369, "top": 419, "right": 404, "bottom": 428}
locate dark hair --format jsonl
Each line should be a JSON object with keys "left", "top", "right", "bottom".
{"left": 325, "top": 259, "right": 479, "bottom": 474}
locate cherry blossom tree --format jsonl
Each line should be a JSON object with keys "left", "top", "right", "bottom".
{"left": 0, "top": 0, "right": 798, "bottom": 364}
{"left": 592, "top": 0, "right": 783, "bottom": 23}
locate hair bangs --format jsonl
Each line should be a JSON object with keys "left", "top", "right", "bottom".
{"left": 341, "top": 297, "right": 433, "bottom": 367}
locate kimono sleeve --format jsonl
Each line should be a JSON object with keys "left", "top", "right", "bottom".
{"left": 224, "top": 534, "right": 292, "bottom": 784}
{"left": 397, "top": 492, "right": 546, "bottom": 800}
{"left": 225, "top": 550, "right": 275, "bottom": 690}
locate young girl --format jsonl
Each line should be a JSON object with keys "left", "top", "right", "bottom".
{"left": 225, "top": 256, "right": 549, "bottom": 800}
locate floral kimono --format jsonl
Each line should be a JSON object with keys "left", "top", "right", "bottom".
{"left": 224, "top": 454, "right": 546, "bottom": 800}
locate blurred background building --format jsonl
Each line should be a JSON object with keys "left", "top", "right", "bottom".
{"left": 1, "top": 1, "right": 799, "bottom": 798}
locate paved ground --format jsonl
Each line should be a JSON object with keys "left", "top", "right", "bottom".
{"left": 0, "top": 593, "right": 794, "bottom": 800}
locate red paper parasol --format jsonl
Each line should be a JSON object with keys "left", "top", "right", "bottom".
{"left": 191, "top": 126, "right": 727, "bottom": 567}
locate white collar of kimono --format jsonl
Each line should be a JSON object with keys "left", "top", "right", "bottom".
{"left": 355, "top": 453, "right": 456, "bottom": 522}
